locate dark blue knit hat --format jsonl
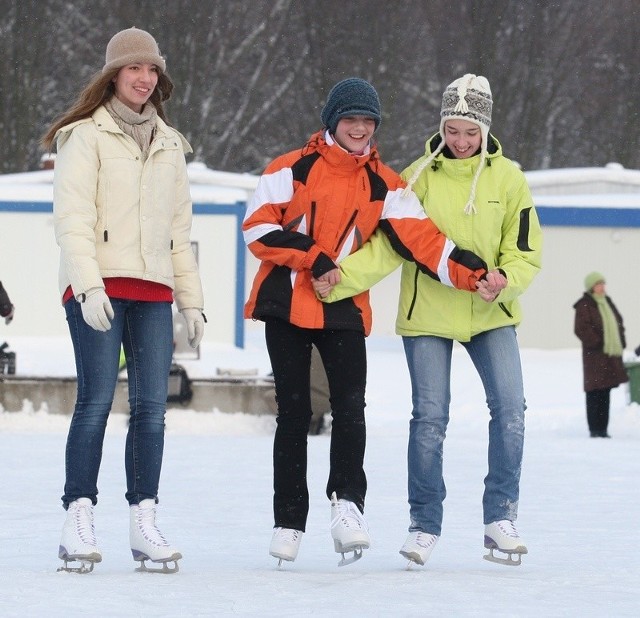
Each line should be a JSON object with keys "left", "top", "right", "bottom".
{"left": 320, "top": 78, "right": 381, "bottom": 134}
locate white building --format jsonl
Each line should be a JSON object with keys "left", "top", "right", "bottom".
{"left": 1, "top": 162, "right": 639, "bottom": 351}
{"left": 0, "top": 162, "right": 258, "bottom": 351}
{"left": 519, "top": 163, "right": 640, "bottom": 350}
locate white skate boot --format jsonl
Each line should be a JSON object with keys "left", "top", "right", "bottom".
{"left": 330, "top": 492, "right": 370, "bottom": 566}
{"left": 269, "top": 527, "right": 303, "bottom": 567}
{"left": 130, "top": 499, "right": 182, "bottom": 573}
{"left": 57, "top": 498, "right": 102, "bottom": 574}
{"left": 399, "top": 531, "right": 439, "bottom": 567}
{"left": 483, "top": 519, "right": 528, "bottom": 566}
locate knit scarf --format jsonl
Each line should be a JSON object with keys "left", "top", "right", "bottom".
{"left": 105, "top": 96, "right": 157, "bottom": 161}
{"left": 591, "top": 293, "right": 623, "bottom": 356}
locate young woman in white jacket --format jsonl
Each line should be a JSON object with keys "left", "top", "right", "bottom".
{"left": 42, "top": 27, "right": 205, "bottom": 574}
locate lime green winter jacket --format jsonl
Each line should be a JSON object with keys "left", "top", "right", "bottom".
{"left": 323, "top": 134, "right": 542, "bottom": 342}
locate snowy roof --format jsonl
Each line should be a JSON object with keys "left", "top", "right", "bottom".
{"left": 525, "top": 162, "right": 640, "bottom": 196}
{"left": 520, "top": 164, "right": 640, "bottom": 226}
{"left": 3, "top": 163, "right": 640, "bottom": 225}
{"left": 0, "top": 161, "right": 258, "bottom": 206}
{"left": 531, "top": 193, "right": 640, "bottom": 208}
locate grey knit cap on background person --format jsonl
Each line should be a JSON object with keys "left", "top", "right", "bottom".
{"left": 404, "top": 74, "right": 493, "bottom": 215}
{"left": 320, "top": 78, "right": 381, "bottom": 135}
{"left": 102, "top": 27, "right": 166, "bottom": 74}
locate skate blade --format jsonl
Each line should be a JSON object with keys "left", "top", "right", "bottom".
{"left": 134, "top": 551, "right": 182, "bottom": 574}
{"left": 57, "top": 556, "right": 101, "bottom": 574}
{"left": 399, "top": 550, "right": 425, "bottom": 567}
{"left": 135, "top": 559, "right": 180, "bottom": 574}
{"left": 483, "top": 547, "right": 525, "bottom": 566}
{"left": 271, "top": 554, "right": 295, "bottom": 569}
{"left": 337, "top": 547, "right": 364, "bottom": 567}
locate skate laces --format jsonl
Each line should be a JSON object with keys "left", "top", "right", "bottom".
{"left": 331, "top": 499, "right": 367, "bottom": 531}
{"left": 71, "top": 500, "right": 97, "bottom": 545}
{"left": 496, "top": 520, "right": 519, "bottom": 538}
{"left": 135, "top": 505, "right": 170, "bottom": 547}
{"left": 274, "top": 527, "right": 301, "bottom": 544}
{"left": 414, "top": 532, "right": 437, "bottom": 549}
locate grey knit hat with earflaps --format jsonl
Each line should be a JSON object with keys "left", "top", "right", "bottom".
{"left": 102, "top": 27, "right": 166, "bottom": 74}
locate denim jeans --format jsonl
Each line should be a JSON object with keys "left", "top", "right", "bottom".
{"left": 402, "top": 326, "right": 526, "bottom": 535}
{"left": 62, "top": 298, "right": 173, "bottom": 509}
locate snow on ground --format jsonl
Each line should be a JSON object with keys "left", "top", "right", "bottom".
{"left": 1, "top": 334, "right": 639, "bottom": 617}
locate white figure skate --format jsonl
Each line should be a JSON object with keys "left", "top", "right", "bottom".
{"left": 130, "top": 499, "right": 182, "bottom": 573}
{"left": 330, "top": 492, "right": 370, "bottom": 566}
{"left": 57, "top": 498, "right": 102, "bottom": 574}
{"left": 399, "top": 531, "right": 439, "bottom": 568}
{"left": 269, "top": 527, "right": 303, "bottom": 567}
{"left": 483, "top": 519, "right": 528, "bottom": 566}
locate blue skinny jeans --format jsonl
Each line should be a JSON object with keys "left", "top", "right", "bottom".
{"left": 62, "top": 298, "right": 173, "bottom": 509}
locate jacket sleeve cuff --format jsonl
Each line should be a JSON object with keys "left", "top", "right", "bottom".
{"left": 311, "top": 252, "right": 337, "bottom": 278}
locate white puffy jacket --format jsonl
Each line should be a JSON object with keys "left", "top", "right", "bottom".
{"left": 53, "top": 105, "right": 203, "bottom": 310}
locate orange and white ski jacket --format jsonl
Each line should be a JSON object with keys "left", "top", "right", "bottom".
{"left": 243, "top": 131, "right": 487, "bottom": 335}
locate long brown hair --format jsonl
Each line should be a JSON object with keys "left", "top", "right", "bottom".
{"left": 41, "top": 68, "right": 174, "bottom": 150}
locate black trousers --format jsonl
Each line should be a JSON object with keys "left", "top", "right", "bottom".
{"left": 586, "top": 388, "right": 611, "bottom": 435}
{"left": 265, "top": 318, "right": 367, "bottom": 531}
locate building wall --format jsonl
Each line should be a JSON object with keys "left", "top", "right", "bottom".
{"left": 3, "top": 165, "right": 640, "bottom": 352}
{"left": 347, "top": 216, "right": 640, "bottom": 351}
{"left": 518, "top": 225, "right": 640, "bottom": 350}
{"left": 0, "top": 191, "right": 249, "bottom": 349}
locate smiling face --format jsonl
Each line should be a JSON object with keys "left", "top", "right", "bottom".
{"left": 443, "top": 118, "right": 483, "bottom": 159}
{"left": 112, "top": 63, "right": 159, "bottom": 112}
{"left": 333, "top": 116, "right": 376, "bottom": 153}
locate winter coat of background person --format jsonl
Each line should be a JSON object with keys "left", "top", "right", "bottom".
{"left": 573, "top": 272, "right": 627, "bottom": 392}
{"left": 0, "top": 281, "right": 14, "bottom": 324}
{"left": 573, "top": 272, "right": 627, "bottom": 438}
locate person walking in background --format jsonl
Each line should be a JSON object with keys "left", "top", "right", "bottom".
{"left": 0, "top": 281, "right": 14, "bottom": 324}
{"left": 243, "top": 77, "right": 489, "bottom": 567}
{"left": 315, "top": 74, "right": 542, "bottom": 567}
{"left": 42, "top": 27, "right": 205, "bottom": 574}
{"left": 573, "top": 272, "right": 627, "bottom": 438}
